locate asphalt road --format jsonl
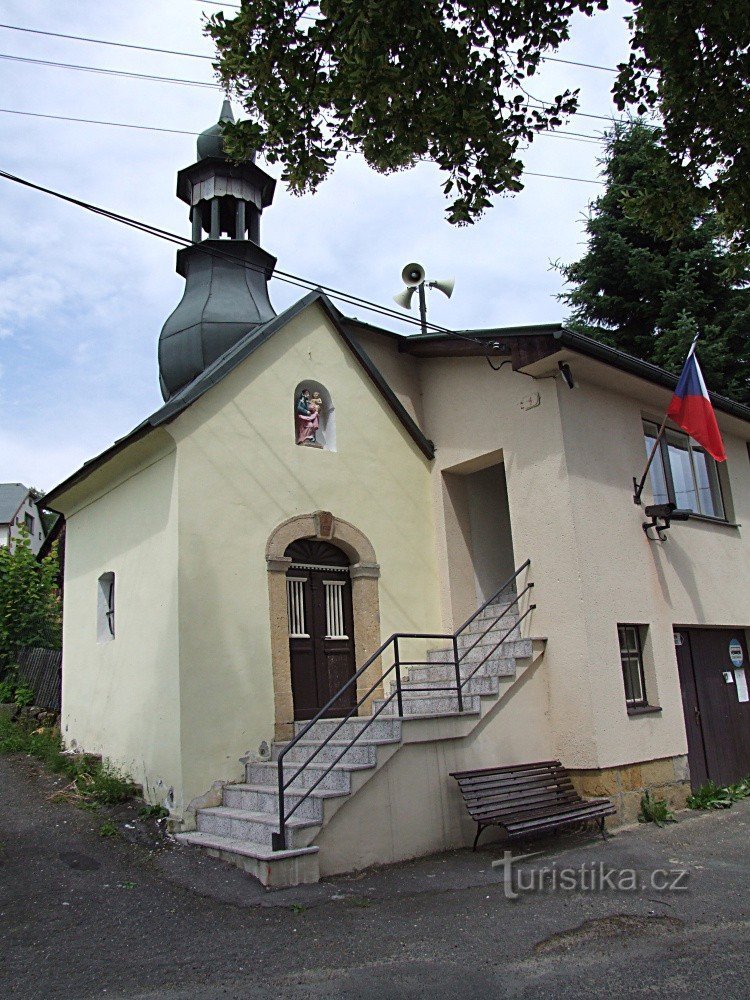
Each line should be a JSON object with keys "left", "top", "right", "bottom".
{"left": 1, "top": 753, "right": 749, "bottom": 999}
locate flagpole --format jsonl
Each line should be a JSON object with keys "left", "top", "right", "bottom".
{"left": 632, "top": 331, "right": 700, "bottom": 505}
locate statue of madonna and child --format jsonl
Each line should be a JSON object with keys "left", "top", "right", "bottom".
{"left": 295, "top": 388, "right": 325, "bottom": 446}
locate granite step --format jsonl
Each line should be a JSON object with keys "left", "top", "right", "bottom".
{"left": 293, "top": 716, "right": 401, "bottom": 742}
{"left": 223, "top": 783, "right": 346, "bottom": 822}
{"left": 196, "top": 805, "right": 318, "bottom": 848}
{"left": 373, "top": 693, "right": 481, "bottom": 716}
{"left": 428, "top": 637, "right": 532, "bottom": 664}
{"left": 406, "top": 657, "right": 516, "bottom": 683}
{"left": 390, "top": 675, "right": 500, "bottom": 697}
{"left": 272, "top": 739, "right": 379, "bottom": 767}
{"left": 174, "top": 831, "right": 320, "bottom": 887}
{"left": 458, "top": 614, "right": 521, "bottom": 637}
{"left": 245, "top": 759, "right": 373, "bottom": 792}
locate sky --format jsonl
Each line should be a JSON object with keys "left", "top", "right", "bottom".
{"left": 0, "top": 0, "right": 634, "bottom": 491}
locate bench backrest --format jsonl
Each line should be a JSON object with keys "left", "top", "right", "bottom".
{"left": 450, "top": 760, "right": 582, "bottom": 824}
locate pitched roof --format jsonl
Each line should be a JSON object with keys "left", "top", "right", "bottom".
{"left": 43, "top": 292, "right": 434, "bottom": 509}
{"left": 0, "top": 483, "right": 29, "bottom": 523}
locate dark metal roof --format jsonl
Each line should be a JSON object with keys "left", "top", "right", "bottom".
{"left": 396, "top": 320, "right": 750, "bottom": 424}
{"left": 43, "top": 292, "right": 435, "bottom": 510}
{"left": 0, "top": 482, "right": 29, "bottom": 523}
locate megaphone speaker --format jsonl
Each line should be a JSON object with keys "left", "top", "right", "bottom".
{"left": 401, "top": 262, "right": 426, "bottom": 287}
{"left": 393, "top": 287, "right": 416, "bottom": 310}
{"left": 431, "top": 277, "right": 455, "bottom": 299}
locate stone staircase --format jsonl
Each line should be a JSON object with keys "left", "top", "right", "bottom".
{"left": 175, "top": 594, "right": 538, "bottom": 886}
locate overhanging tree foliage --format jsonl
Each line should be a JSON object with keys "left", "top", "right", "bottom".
{"left": 556, "top": 122, "right": 750, "bottom": 404}
{"left": 208, "top": 2, "right": 749, "bottom": 233}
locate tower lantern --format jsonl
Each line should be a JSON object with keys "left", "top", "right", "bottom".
{"left": 158, "top": 100, "right": 277, "bottom": 401}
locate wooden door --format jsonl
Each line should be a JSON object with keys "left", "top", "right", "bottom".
{"left": 285, "top": 540, "right": 356, "bottom": 721}
{"left": 674, "top": 628, "right": 750, "bottom": 789}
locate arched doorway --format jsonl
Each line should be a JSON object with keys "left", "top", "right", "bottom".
{"left": 284, "top": 538, "right": 357, "bottom": 720}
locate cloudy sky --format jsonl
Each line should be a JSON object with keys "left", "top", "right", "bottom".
{"left": 0, "top": 0, "right": 633, "bottom": 491}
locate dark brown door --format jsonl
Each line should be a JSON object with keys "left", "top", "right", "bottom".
{"left": 674, "top": 628, "right": 750, "bottom": 789}
{"left": 285, "top": 540, "right": 356, "bottom": 721}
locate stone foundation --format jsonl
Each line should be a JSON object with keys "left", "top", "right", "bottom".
{"left": 569, "top": 755, "right": 690, "bottom": 827}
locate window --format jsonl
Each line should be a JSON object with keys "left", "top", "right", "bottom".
{"left": 324, "top": 580, "right": 348, "bottom": 639}
{"left": 97, "top": 572, "right": 115, "bottom": 642}
{"left": 24, "top": 512, "right": 34, "bottom": 533}
{"left": 643, "top": 420, "right": 725, "bottom": 519}
{"left": 618, "top": 625, "right": 648, "bottom": 708}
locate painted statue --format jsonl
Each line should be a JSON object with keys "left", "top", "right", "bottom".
{"left": 296, "top": 388, "right": 320, "bottom": 445}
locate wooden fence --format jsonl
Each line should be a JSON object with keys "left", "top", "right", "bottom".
{"left": 17, "top": 647, "right": 62, "bottom": 712}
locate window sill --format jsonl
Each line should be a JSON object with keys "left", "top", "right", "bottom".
{"left": 684, "top": 513, "right": 741, "bottom": 529}
{"left": 627, "top": 704, "right": 662, "bottom": 717}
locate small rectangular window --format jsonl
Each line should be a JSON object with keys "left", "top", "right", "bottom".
{"left": 24, "top": 512, "right": 34, "bottom": 533}
{"left": 97, "top": 572, "right": 115, "bottom": 642}
{"left": 643, "top": 420, "right": 725, "bottom": 519}
{"left": 618, "top": 624, "right": 647, "bottom": 708}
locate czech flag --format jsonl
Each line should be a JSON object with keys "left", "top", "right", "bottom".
{"left": 667, "top": 346, "right": 726, "bottom": 462}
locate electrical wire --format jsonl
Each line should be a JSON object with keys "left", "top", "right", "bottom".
{"left": 0, "top": 105, "right": 609, "bottom": 153}
{"left": 0, "top": 166, "right": 496, "bottom": 343}
{"left": 0, "top": 52, "right": 218, "bottom": 87}
{"left": 0, "top": 23, "right": 215, "bottom": 60}
{"left": 189, "top": 2, "right": 617, "bottom": 71}
{"left": 0, "top": 107, "right": 199, "bottom": 136}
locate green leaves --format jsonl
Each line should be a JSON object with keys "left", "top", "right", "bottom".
{"left": 207, "top": 1, "right": 593, "bottom": 224}
{"left": 206, "top": 2, "right": 750, "bottom": 230}
{"left": 0, "top": 526, "right": 62, "bottom": 669}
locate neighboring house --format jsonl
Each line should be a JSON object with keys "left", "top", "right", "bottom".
{"left": 0, "top": 483, "right": 47, "bottom": 555}
{"left": 43, "top": 105, "right": 750, "bottom": 887}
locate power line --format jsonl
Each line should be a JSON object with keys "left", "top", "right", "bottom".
{"left": 0, "top": 52, "right": 218, "bottom": 88}
{"left": 0, "top": 105, "right": 608, "bottom": 148}
{"left": 0, "top": 106, "right": 606, "bottom": 183}
{"left": 0, "top": 49, "right": 630, "bottom": 131}
{"left": 0, "top": 107, "right": 199, "bottom": 136}
{"left": 0, "top": 23, "right": 215, "bottom": 60}
{"left": 189, "top": 2, "right": 617, "bottom": 72}
{"left": 0, "top": 166, "right": 481, "bottom": 341}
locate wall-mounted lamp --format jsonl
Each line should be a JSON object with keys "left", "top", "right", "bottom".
{"left": 643, "top": 502, "right": 691, "bottom": 540}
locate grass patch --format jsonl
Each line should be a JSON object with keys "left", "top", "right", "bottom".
{"left": 638, "top": 790, "right": 676, "bottom": 826}
{"left": 687, "top": 777, "right": 750, "bottom": 810}
{"left": 0, "top": 713, "right": 137, "bottom": 807}
{"left": 99, "top": 820, "right": 118, "bottom": 838}
{"left": 138, "top": 804, "right": 169, "bottom": 821}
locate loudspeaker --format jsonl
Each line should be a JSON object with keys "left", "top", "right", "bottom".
{"left": 401, "top": 262, "right": 426, "bottom": 286}
{"left": 393, "top": 287, "right": 416, "bottom": 310}
{"left": 430, "top": 277, "right": 455, "bottom": 299}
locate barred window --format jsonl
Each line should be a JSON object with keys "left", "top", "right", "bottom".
{"left": 618, "top": 624, "right": 647, "bottom": 708}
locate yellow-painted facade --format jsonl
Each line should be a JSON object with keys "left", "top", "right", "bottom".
{"left": 52, "top": 297, "right": 750, "bottom": 836}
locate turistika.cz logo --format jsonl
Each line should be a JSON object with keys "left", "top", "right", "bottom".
{"left": 492, "top": 851, "right": 690, "bottom": 900}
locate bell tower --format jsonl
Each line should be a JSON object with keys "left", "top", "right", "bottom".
{"left": 158, "top": 100, "right": 277, "bottom": 400}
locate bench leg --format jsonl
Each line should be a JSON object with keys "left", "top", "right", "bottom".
{"left": 473, "top": 824, "right": 485, "bottom": 852}
{"left": 598, "top": 816, "right": 610, "bottom": 841}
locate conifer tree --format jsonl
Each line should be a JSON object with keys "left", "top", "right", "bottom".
{"left": 557, "top": 123, "right": 750, "bottom": 405}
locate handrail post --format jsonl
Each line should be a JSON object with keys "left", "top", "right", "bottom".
{"left": 452, "top": 633, "right": 463, "bottom": 712}
{"left": 271, "top": 758, "right": 286, "bottom": 852}
{"left": 393, "top": 635, "right": 403, "bottom": 717}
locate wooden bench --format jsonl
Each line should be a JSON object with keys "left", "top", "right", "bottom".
{"left": 450, "top": 760, "right": 616, "bottom": 850}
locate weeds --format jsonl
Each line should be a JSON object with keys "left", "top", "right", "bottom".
{"left": 138, "top": 804, "right": 169, "bottom": 821}
{"left": 99, "top": 821, "right": 118, "bottom": 838}
{"left": 638, "top": 790, "right": 676, "bottom": 826}
{"left": 688, "top": 778, "right": 750, "bottom": 810}
{"left": 0, "top": 714, "right": 137, "bottom": 807}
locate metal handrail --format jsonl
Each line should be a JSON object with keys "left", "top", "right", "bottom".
{"left": 272, "top": 559, "right": 534, "bottom": 850}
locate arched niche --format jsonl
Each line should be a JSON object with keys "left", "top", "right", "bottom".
{"left": 293, "top": 380, "right": 336, "bottom": 452}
